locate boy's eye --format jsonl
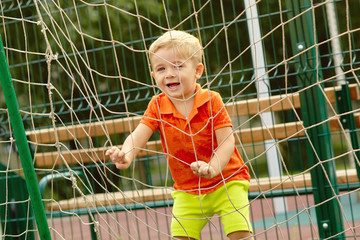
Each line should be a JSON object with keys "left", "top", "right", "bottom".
{"left": 157, "top": 67, "right": 165, "bottom": 72}
{"left": 174, "top": 64, "right": 183, "bottom": 69}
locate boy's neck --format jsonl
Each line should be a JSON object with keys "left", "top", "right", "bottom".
{"left": 170, "top": 95, "right": 196, "bottom": 119}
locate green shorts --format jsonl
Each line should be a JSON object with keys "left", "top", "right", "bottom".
{"left": 171, "top": 180, "right": 252, "bottom": 239}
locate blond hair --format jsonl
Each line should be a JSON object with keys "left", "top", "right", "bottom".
{"left": 149, "top": 30, "right": 203, "bottom": 64}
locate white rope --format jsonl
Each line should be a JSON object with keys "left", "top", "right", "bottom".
{"left": 1, "top": 0, "right": 359, "bottom": 239}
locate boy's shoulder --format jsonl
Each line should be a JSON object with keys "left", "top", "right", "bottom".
{"left": 149, "top": 92, "right": 169, "bottom": 105}
{"left": 146, "top": 92, "right": 173, "bottom": 113}
{"left": 195, "top": 86, "right": 224, "bottom": 106}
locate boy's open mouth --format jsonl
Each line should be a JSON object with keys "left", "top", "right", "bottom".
{"left": 167, "top": 83, "right": 180, "bottom": 89}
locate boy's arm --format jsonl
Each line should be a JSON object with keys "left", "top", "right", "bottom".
{"left": 190, "top": 126, "right": 235, "bottom": 179}
{"left": 106, "top": 123, "right": 153, "bottom": 169}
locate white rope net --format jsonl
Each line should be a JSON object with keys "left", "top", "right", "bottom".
{"left": 0, "top": 0, "right": 360, "bottom": 239}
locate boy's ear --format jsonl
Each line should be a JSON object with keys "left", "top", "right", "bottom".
{"left": 195, "top": 63, "right": 204, "bottom": 79}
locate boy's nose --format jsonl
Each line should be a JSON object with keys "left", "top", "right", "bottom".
{"left": 165, "top": 68, "right": 176, "bottom": 78}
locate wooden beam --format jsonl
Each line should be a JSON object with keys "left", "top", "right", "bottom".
{"left": 33, "top": 141, "right": 163, "bottom": 167}
{"left": 27, "top": 116, "right": 142, "bottom": 144}
{"left": 34, "top": 113, "right": 360, "bottom": 167}
{"left": 47, "top": 169, "right": 358, "bottom": 212}
{"left": 34, "top": 111, "right": 360, "bottom": 168}
{"left": 27, "top": 84, "right": 360, "bottom": 144}
{"left": 34, "top": 121, "right": 305, "bottom": 167}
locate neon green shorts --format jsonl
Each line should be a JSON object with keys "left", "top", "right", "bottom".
{"left": 171, "top": 180, "right": 252, "bottom": 239}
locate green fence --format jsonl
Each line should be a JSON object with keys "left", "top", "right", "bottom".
{"left": 1, "top": 0, "right": 360, "bottom": 239}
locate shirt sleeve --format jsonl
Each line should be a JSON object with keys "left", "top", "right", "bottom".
{"left": 211, "top": 92, "right": 233, "bottom": 130}
{"left": 140, "top": 96, "right": 160, "bottom": 133}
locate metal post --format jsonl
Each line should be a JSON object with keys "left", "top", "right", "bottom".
{"left": 0, "top": 35, "right": 52, "bottom": 240}
{"left": 284, "top": 1, "right": 345, "bottom": 239}
{"left": 244, "top": 0, "right": 287, "bottom": 214}
{"left": 335, "top": 85, "right": 360, "bottom": 182}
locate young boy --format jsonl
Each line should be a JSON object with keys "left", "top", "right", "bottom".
{"left": 106, "top": 30, "right": 252, "bottom": 240}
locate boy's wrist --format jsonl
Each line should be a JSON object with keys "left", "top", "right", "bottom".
{"left": 123, "top": 151, "right": 133, "bottom": 163}
{"left": 209, "top": 162, "right": 221, "bottom": 178}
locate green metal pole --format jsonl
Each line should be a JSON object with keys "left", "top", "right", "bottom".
{"left": 335, "top": 84, "right": 360, "bottom": 182}
{"left": 285, "top": 1, "right": 345, "bottom": 239}
{"left": 0, "top": 35, "right": 52, "bottom": 240}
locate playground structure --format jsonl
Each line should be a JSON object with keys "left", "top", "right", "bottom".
{"left": 1, "top": 0, "right": 360, "bottom": 239}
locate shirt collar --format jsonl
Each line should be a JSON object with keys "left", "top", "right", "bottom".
{"left": 159, "top": 84, "right": 210, "bottom": 118}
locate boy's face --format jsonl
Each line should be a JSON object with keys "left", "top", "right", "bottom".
{"left": 151, "top": 47, "right": 203, "bottom": 101}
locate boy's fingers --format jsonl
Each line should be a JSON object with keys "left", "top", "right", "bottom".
{"left": 106, "top": 146, "right": 119, "bottom": 156}
{"left": 113, "top": 148, "right": 121, "bottom": 159}
{"left": 114, "top": 156, "right": 131, "bottom": 169}
{"left": 117, "top": 150, "right": 125, "bottom": 159}
{"left": 190, "top": 161, "right": 210, "bottom": 177}
{"left": 190, "top": 162, "right": 198, "bottom": 171}
{"left": 105, "top": 148, "right": 113, "bottom": 156}
{"left": 106, "top": 147, "right": 131, "bottom": 170}
{"left": 199, "top": 165, "right": 209, "bottom": 175}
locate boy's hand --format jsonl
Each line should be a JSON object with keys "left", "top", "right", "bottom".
{"left": 106, "top": 146, "right": 131, "bottom": 170}
{"left": 190, "top": 161, "right": 218, "bottom": 179}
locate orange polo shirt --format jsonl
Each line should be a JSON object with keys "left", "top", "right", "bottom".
{"left": 140, "top": 84, "right": 250, "bottom": 194}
